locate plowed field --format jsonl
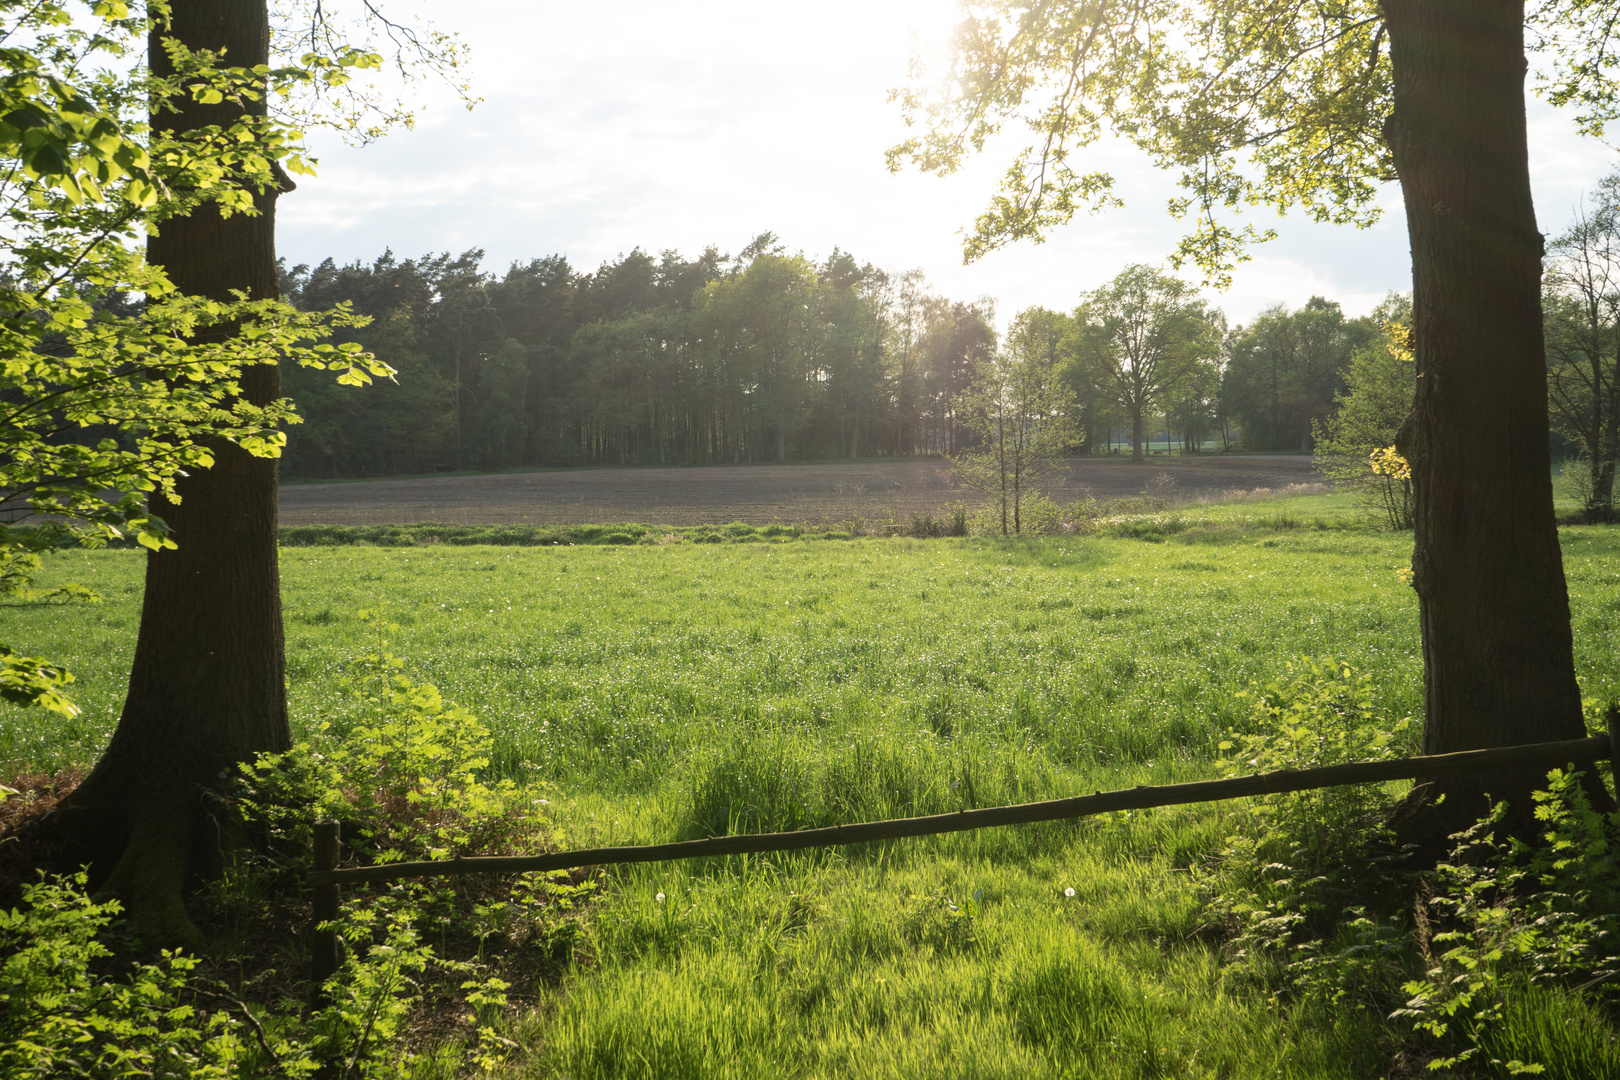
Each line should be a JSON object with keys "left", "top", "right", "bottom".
{"left": 278, "top": 455, "right": 1321, "bottom": 527}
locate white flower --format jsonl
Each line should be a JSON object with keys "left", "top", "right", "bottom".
{"left": 1064, "top": 887, "right": 1075, "bottom": 898}
{"left": 655, "top": 892, "right": 666, "bottom": 903}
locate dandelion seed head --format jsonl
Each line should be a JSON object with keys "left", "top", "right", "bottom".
{"left": 1064, "top": 887, "right": 1075, "bottom": 898}
{"left": 656, "top": 891, "right": 666, "bottom": 903}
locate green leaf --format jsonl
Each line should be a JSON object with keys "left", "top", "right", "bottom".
{"left": 0, "top": 648, "right": 78, "bottom": 716}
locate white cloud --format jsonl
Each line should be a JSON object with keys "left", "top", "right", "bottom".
{"left": 277, "top": 1, "right": 1614, "bottom": 327}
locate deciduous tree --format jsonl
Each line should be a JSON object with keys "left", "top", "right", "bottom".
{"left": 890, "top": 0, "right": 1606, "bottom": 829}
{"left": 5, "top": 0, "right": 454, "bottom": 944}
{"left": 1066, "top": 265, "right": 1219, "bottom": 463}
{"left": 953, "top": 306, "right": 1076, "bottom": 533}
{"left": 1223, "top": 298, "right": 1373, "bottom": 452}
{"left": 1313, "top": 295, "right": 1418, "bottom": 528}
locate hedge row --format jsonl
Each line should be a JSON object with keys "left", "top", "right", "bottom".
{"left": 275, "top": 522, "right": 859, "bottom": 547}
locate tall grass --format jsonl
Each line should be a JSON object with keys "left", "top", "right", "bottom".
{"left": 0, "top": 518, "right": 1433, "bottom": 790}
{"left": 3, "top": 508, "right": 1618, "bottom": 1076}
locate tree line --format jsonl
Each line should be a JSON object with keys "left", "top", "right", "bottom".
{"left": 283, "top": 212, "right": 1620, "bottom": 527}
{"left": 277, "top": 243, "right": 1405, "bottom": 477}
{"left": 279, "top": 236, "right": 994, "bottom": 476}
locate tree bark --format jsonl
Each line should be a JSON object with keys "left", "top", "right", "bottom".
{"left": 1385, "top": 0, "right": 1592, "bottom": 834}
{"left": 48, "top": 0, "right": 288, "bottom": 946}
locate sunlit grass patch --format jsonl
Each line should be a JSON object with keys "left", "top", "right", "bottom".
{"left": 532, "top": 836, "right": 1387, "bottom": 1080}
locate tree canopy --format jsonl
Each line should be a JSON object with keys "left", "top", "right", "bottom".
{"left": 1066, "top": 264, "right": 1221, "bottom": 462}
{"left": 888, "top": 1, "right": 1614, "bottom": 285}
{"left": 1223, "top": 297, "right": 1378, "bottom": 453}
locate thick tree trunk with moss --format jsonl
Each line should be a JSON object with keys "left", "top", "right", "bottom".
{"left": 1385, "top": 0, "right": 1591, "bottom": 834}
{"left": 49, "top": 0, "right": 288, "bottom": 946}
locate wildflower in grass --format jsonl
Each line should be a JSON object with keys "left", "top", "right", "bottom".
{"left": 655, "top": 892, "right": 665, "bottom": 903}
{"left": 1064, "top": 887, "right": 1075, "bottom": 898}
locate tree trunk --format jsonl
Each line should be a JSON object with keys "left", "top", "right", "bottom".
{"left": 1385, "top": 0, "right": 1592, "bottom": 835}
{"left": 47, "top": 0, "right": 288, "bottom": 946}
{"left": 1595, "top": 349, "right": 1618, "bottom": 517}
{"left": 1130, "top": 407, "right": 1144, "bottom": 463}
{"left": 999, "top": 415, "right": 1009, "bottom": 535}
{"left": 1013, "top": 453, "right": 1023, "bottom": 534}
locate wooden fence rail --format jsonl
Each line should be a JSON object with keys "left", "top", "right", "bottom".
{"left": 306, "top": 723, "right": 1620, "bottom": 991}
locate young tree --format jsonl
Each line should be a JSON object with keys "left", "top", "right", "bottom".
{"left": 954, "top": 306, "right": 1076, "bottom": 534}
{"left": 891, "top": 0, "right": 1607, "bottom": 829}
{"left": 1543, "top": 174, "right": 1620, "bottom": 521}
{"left": 1314, "top": 296, "right": 1418, "bottom": 528}
{"left": 1066, "top": 265, "right": 1219, "bottom": 463}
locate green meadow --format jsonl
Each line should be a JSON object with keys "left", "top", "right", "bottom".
{"left": 6, "top": 492, "right": 1620, "bottom": 1077}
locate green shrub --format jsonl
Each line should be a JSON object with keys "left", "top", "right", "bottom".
{"left": 1198, "top": 662, "right": 1620, "bottom": 1075}
{"left": 0, "top": 867, "right": 512, "bottom": 1078}
{"left": 0, "top": 875, "right": 248, "bottom": 1078}
{"left": 1016, "top": 492, "right": 1066, "bottom": 535}
{"left": 215, "top": 635, "right": 587, "bottom": 1073}
{"left": 272, "top": 521, "right": 901, "bottom": 548}
{"left": 1393, "top": 771, "right": 1620, "bottom": 1076}
{"left": 1102, "top": 512, "right": 1190, "bottom": 542}
{"left": 1201, "top": 660, "right": 1418, "bottom": 1003}
{"left": 907, "top": 511, "right": 946, "bottom": 538}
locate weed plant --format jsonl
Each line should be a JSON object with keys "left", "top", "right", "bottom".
{"left": 1203, "top": 659, "right": 1417, "bottom": 990}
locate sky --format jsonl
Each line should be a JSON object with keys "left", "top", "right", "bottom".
{"left": 277, "top": 0, "right": 1619, "bottom": 331}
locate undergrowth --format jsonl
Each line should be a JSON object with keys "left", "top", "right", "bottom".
{"left": 8, "top": 651, "right": 1620, "bottom": 1076}
{"left": 1197, "top": 669, "right": 1620, "bottom": 1077}
{"left": 0, "top": 631, "right": 584, "bottom": 1077}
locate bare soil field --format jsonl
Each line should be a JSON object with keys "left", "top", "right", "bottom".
{"left": 278, "top": 455, "right": 1322, "bottom": 527}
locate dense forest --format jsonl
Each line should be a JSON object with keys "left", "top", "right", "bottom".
{"left": 277, "top": 235, "right": 1394, "bottom": 478}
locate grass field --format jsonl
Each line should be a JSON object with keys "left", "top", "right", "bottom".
{"left": 5, "top": 491, "right": 1620, "bottom": 1077}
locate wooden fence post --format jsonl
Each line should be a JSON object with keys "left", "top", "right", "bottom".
{"left": 310, "top": 820, "right": 341, "bottom": 1006}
